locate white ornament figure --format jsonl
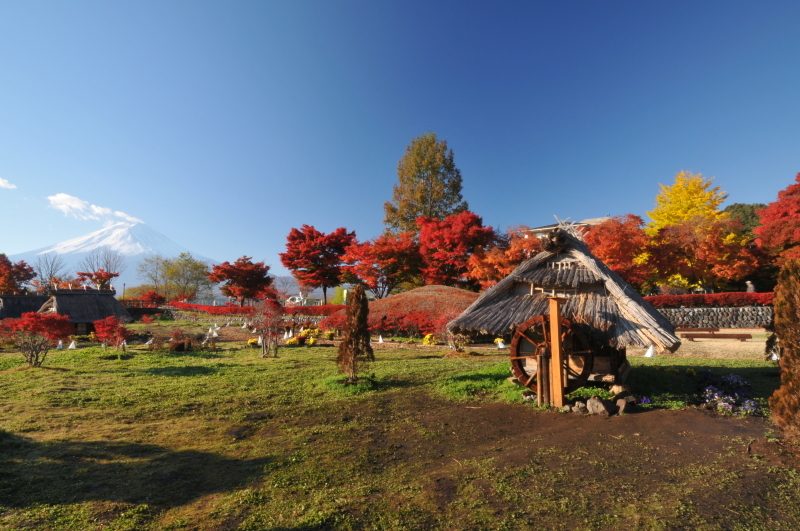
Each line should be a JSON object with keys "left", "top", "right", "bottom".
{"left": 212, "top": 330, "right": 219, "bottom": 338}
{"left": 283, "top": 331, "right": 289, "bottom": 340}
{"left": 289, "top": 330, "right": 293, "bottom": 338}
{"left": 379, "top": 335, "right": 384, "bottom": 343}
{"left": 68, "top": 341, "right": 76, "bottom": 349}
{"left": 242, "top": 323, "right": 248, "bottom": 329}
{"left": 56, "top": 340, "right": 63, "bottom": 350}
{"left": 497, "top": 340, "right": 506, "bottom": 349}
{"left": 300, "top": 327, "right": 304, "bottom": 333}
{"left": 145, "top": 338, "right": 154, "bottom": 345}
{"left": 121, "top": 340, "right": 127, "bottom": 347}
{"left": 258, "top": 336, "right": 263, "bottom": 345}
{"left": 644, "top": 345, "right": 655, "bottom": 358}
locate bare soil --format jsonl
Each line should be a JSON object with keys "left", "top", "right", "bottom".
{"left": 628, "top": 328, "right": 771, "bottom": 359}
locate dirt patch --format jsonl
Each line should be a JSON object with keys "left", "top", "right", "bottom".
{"left": 629, "top": 328, "right": 771, "bottom": 359}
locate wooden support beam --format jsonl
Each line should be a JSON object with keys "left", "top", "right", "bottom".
{"left": 549, "top": 297, "right": 566, "bottom": 408}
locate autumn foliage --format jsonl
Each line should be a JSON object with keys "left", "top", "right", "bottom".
{"left": 584, "top": 215, "right": 651, "bottom": 289}
{"left": 140, "top": 290, "right": 167, "bottom": 306}
{"left": 0, "top": 312, "right": 73, "bottom": 367}
{"left": 342, "top": 232, "right": 421, "bottom": 298}
{"left": 644, "top": 292, "right": 773, "bottom": 308}
{"left": 93, "top": 316, "right": 132, "bottom": 349}
{"left": 76, "top": 268, "right": 119, "bottom": 289}
{"left": 207, "top": 256, "right": 273, "bottom": 306}
{"left": 769, "top": 259, "right": 800, "bottom": 439}
{"left": 417, "top": 211, "right": 495, "bottom": 288}
{"left": 280, "top": 225, "right": 355, "bottom": 304}
{"left": 754, "top": 172, "right": 800, "bottom": 263}
{"left": 0, "top": 254, "right": 35, "bottom": 294}
{"left": 467, "top": 225, "right": 541, "bottom": 290}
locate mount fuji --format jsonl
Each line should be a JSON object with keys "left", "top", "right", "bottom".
{"left": 10, "top": 222, "right": 218, "bottom": 293}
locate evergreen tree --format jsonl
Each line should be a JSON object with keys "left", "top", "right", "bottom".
{"left": 723, "top": 203, "right": 767, "bottom": 234}
{"left": 383, "top": 132, "right": 468, "bottom": 234}
{"left": 335, "top": 285, "right": 374, "bottom": 383}
{"left": 769, "top": 259, "right": 800, "bottom": 440}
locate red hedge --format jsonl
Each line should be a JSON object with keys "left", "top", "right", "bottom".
{"left": 169, "top": 301, "right": 344, "bottom": 316}
{"left": 644, "top": 292, "right": 774, "bottom": 308}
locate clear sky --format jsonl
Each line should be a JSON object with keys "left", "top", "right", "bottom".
{"left": 2, "top": 1, "right": 800, "bottom": 276}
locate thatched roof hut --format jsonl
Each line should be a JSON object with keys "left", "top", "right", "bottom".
{"left": 448, "top": 227, "right": 680, "bottom": 353}
{"left": 38, "top": 289, "right": 132, "bottom": 332}
{"left": 0, "top": 294, "right": 49, "bottom": 319}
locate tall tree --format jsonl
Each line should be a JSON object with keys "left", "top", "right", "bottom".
{"left": 646, "top": 171, "right": 727, "bottom": 235}
{"left": 78, "top": 247, "right": 126, "bottom": 275}
{"left": 584, "top": 215, "right": 652, "bottom": 290}
{"left": 32, "top": 254, "right": 66, "bottom": 287}
{"left": 207, "top": 256, "right": 272, "bottom": 306}
{"left": 723, "top": 203, "right": 767, "bottom": 234}
{"left": 466, "top": 225, "right": 541, "bottom": 290}
{"left": 165, "top": 253, "right": 213, "bottom": 300}
{"left": 417, "top": 211, "right": 496, "bottom": 289}
{"left": 280, "top": 225, "right": 356, "bottom": 304}
{"left": 383, "top": 132, "right": 468, "bottom": 234}
{"left": 341, "top": 232, "right": 422, "bottom": 299}
{"left": 136, "top": 255, "right": 169, "bottom": 297}
{"left": 0, "top": 254, "right": 35, "bottom": 294}
{"left": 754, "top": 173, "right": 800, "bottom": 263}
{"left": 649, "top": 216, "right": 762, "bottom": 291}
{"left": 770, "top": 259, "right": 800, "bottom": 440}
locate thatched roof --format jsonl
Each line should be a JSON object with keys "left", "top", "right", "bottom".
{"left": 0, "top": 294, "right": 49, "bottom": 319}
{"left": 38, "top": 289, "right": 133, "bottom": 324}
{"left": 448, "top": 229, "right": 680, "bottom": 353}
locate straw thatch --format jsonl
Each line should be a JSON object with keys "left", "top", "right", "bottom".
{"left": 0, "top": 294, "right": 49, "bottom": 319}
{"left": 38, "top": 289, "right": 133, "bottom": 324}
{"left": 448, "top": 228, "right": 680, "bottom": 353}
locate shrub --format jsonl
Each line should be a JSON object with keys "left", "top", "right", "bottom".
{"left": 141, "top": 314, "right": 155, "bottom": 325}
{"left": 422, "top": 334, "right": 438, "bottom": 345}
{"left": 94, "top": 316, "right": 132, "bottom": 351}
{"left": 336, "top": 285, "right": 374, "bottom": 383}
{"left": 168, "top": 328, "right": 193, "bottom": 352}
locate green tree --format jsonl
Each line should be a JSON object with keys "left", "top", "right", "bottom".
{"left": 165, "top": 253, "right": 213, "bottom": 300}
{"left": 723, "top": 203, "right": 767, "bottom": 234}
{"left": 646, "top": 171, "right": 727, "bottom": 235}
{"left": 383, "top": 132, "right": 468, "bottom": 234}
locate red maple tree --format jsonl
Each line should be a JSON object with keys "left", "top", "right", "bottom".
{"left": 207, "top": 256, "right": 273, "bottom": 306}
{"left": 140, "top": 290, "right": 167, "bottom": 306}
{"left": 416, "top": 211, "right": 495, "bottom": 288}
{"left": 76, "top": 268, "right": 119, "bottom": 290}
{"left": 279, "top": 225, "right": 356, "bottom": 304}
{"left": 0, "top": 312, "right": 73, "bottom": 367}
{"left": 93, "top": 316, "right": 132, "bottom": 350}
{"left": 584, "top": 214, "right": 652, "bottom": 290}
{"left": 466, "top": 225, "right": 541, "bottom": 289}
{"left": 341, "top": 232, "right": 422, "bottom": 298}
{"left": 649, "top": 216, "right": 762, "bottom": 291}
{"left": 0, "top": 254, "right": 35, "bottom": 294}
{"left": 754, "top": 172, "right": 800, "bottom": 263}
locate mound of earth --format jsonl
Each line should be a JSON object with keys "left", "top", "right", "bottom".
{"left": 322, "top": 285, "right": 479, "bottom": 333}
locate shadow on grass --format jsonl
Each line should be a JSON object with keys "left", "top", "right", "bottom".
{"left": 142, "top": 365, "right": 220, "bottom": 377}
{"left": 627, "top": 365, "right": 781, "bottom": 406}
{"left": 0, "top": 430, "right": 270, "bottom": 509}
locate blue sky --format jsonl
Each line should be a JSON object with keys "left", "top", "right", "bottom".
{"left": 2, "top": 1, "right": 800, "bottom": 276}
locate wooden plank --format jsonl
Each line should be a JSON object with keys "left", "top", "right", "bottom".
{"left": 675, "top": 327, "right": 720, "bottom": 332}
{"left": 549, "top": 297, "right": 565, "bottom": 408}
{"left": 681, "top": 333, "right": 752, "bottom": 342}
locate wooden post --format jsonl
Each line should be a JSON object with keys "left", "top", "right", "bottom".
{"left": 539, "top": 354, "right": 550, "bottom": 407}
{"left": 549, "top": 297, "right": 566, "bottom": 407}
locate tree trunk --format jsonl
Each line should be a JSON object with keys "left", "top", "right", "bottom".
{"left": 322, "top": 286, "right": 328, "bottom": 305}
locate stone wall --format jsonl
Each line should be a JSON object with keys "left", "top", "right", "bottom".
{"left": 656, "top": 306, "right": 773, "bottom": 329}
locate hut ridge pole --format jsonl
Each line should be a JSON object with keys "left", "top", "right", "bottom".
{"left": 549, "top": 297, "right": 566, "bottom": 408}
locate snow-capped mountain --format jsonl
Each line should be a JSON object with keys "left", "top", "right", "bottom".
{"left": 10, "top": 222, "right": 217, "bottom": 292}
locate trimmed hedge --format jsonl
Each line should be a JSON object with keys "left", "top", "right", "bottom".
{"left": 644, "top": 292, "right": 773, "bottom": 308}
{"left": 169, "top": 301, "right": 345, "bottom": 317}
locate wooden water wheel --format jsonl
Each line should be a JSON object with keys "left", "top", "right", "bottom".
{"left": 510, "top": 314, "right": 594, "bottom": 394}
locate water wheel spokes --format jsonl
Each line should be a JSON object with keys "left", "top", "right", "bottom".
{"left": 509, "top": 314, "right": 594, "bottom": 394}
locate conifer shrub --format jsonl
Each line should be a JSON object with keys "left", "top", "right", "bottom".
{"left": 335, "top": 285, "right": 374, "bottom": 384}
{"left": 769, "top": 259, "right": 800, "bottom": 439}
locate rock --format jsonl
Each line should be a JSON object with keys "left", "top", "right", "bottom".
{"left": 562, "top": 405, "right": 572, "bottom": 413}
{"left": 586, "top": 396, "right": 612, "bottom": 416}
{"left": 507, "top": 376, "right": 521, "bottom": 385}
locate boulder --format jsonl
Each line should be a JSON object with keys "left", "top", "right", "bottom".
{"left": 586, "top": 396, "right": 613, "bottom": 416}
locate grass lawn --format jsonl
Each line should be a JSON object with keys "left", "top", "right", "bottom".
{"left": 1, "top": 327, "right": 799, "bottom": 530}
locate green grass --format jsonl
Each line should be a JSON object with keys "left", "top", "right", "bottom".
{"left": 0, "top": 337, "right": 796, "bottom": 530}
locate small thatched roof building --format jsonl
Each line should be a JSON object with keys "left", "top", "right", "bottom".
{"left": 448, "top": 227, "right": 680, "bottom": 354}
{"left": 0, "top": 294, "right": 49, "bottom": 319}
{"left": 38, "top": 289, "right": 132, "bottom": 333}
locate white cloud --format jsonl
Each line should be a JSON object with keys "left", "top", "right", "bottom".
{"left": 47, "top": 193, "right": 143, "bottom": 224}
{"left": 0, "top": 178, "right": 17, "bottom": 190}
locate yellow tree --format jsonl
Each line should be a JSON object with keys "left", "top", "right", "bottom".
{"left": 646, "top": 171, "right": 728, "bottom": 235}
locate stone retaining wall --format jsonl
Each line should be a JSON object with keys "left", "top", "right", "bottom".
{"left": 656, "top": 306, "right": 773, "bottom": 329}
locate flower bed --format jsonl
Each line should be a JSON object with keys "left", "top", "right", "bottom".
{"left": 644, "top": 292, "right": 773, "bottom": 308}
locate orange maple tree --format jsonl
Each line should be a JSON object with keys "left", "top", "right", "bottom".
{"left": 0, "top": 254, "right": 35, "bottom": 294}
{"left": 466, "top": 225, "right": 541, "bottom": 290}
{"left": 584, "top": 215, "right": 652, "bottom": 290}
{"left": 341, "top": 232, "right": 421, "bottom": 298}
{"left": 754, "top": 172, "right": 800, "bottom": 263}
